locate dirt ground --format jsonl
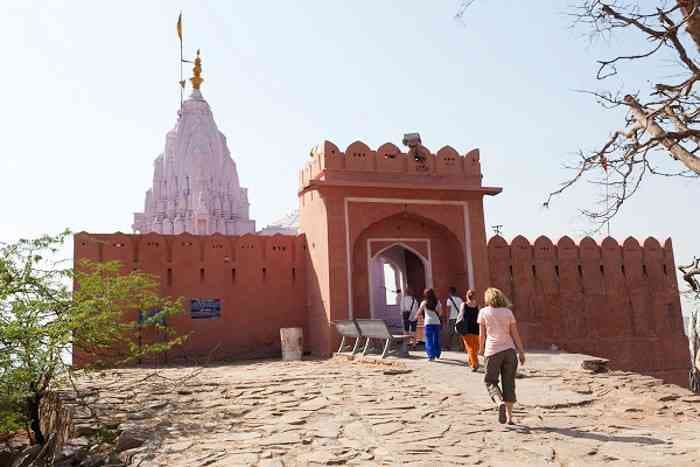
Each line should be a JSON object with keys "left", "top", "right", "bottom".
{"left": 52, "top": 349, "right": 700, "bottom": 466}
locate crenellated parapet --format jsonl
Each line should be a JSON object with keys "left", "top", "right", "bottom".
{"left": 299, "top": 140, "right": 494, "bottom": 193}
{"left": 487, "top": 235, "right": 680, "bottom": 293}
{"left": 486, "top": 234, "right": 687, "bottom": 383}
{"left": 75, "top": 231, "right": 306, "bottom": 275}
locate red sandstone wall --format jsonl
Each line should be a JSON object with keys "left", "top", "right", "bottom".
{"left": 300, "top": 186, "right": 491, "bottom": 356}
{"left": 298, "top": 189, "right": 334, "bottom": 357}
{"left": 488, "top": 235, "right": 688, "bottom": 385}
{"left": 297, "top": 139, "right": 499, "bottom": 357}
{"left": 74, "top": 232, "right": 307, "bottom": 364}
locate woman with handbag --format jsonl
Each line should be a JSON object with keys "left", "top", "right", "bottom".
{"left": 417, "top": 288, "right": 443, "bottom": 361}
{"left": 456, "top": 289, "right": 480, "bottom": 371}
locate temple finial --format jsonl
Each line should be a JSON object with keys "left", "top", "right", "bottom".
{"left": 190, "top": 49, "right": 203, "bottom": 90}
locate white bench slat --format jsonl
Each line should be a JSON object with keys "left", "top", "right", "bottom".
{"left": 333, "top": 320, "right": 361, "bottom": 337}
{"left": 355, "top": 319, "right": 409, "bottom": 359}
{"left": 333, "top": 320, "right": 363, "bottom": 355}
{"left": 355, "top": 319, "right": 392, "bottom": 338}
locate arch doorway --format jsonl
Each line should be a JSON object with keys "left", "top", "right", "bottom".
{"left": 369, "top": 243, "right": 431, "bottom": 330}
{"left": 352, "top": 212, "right": 467, "bottom": 328}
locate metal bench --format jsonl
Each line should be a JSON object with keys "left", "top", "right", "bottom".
{"left": 355, "top": 319, "right": 410, "bottom": 358}
{"left": 333, "top": 320, "right": 364, "bottom": 355}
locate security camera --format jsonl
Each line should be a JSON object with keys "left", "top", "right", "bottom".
{"left": 402, "top": 132, "right": 422, "bottom": 148}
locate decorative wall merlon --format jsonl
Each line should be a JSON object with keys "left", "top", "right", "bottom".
{"left": 299, "top": 140, "right": 484, "bottom": 190}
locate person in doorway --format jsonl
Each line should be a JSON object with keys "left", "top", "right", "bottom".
{"left": 417, "top": 288, "right": 443, "bottom": 361}
{"left": 478, "top": 287, "right": 526, "bottom": 425}
{"left": 400, "top": 287, "right": 419, "bottom": 348}
{"left": 445, "top": 286, "right": 464, "bottom": 351}
{"left": 456, "top": 289, "right": 480, "bottom": 371}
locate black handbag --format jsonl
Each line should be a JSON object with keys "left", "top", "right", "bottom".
{"left": 455, "top": 319, "right": 469, "bottom": 336}
{"left": 454, "top": 301, "right": 470, "bottom": 335}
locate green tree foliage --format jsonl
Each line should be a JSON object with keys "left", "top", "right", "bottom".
{"left": 0, "top": 231, "right": 185, "bottom": 443}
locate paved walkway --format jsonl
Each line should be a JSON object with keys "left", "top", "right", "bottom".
{"left": 67, "top": 350, "right": 700, "bottom": 466}
{"left": 402, "top": 349, "right": 596, "bottom": 410}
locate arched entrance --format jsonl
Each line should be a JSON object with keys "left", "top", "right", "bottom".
{"left": 352, "top": 212, "right": 467, "bottom": 325}
{"left": 369, "top": 242, "right": 431, "bottom": 330}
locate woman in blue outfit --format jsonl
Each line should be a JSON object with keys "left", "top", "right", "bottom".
{"left": 417, "top": 288, "right": 443, "bottom": 361}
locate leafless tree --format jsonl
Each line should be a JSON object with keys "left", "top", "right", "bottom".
{"left": 457, "top": 3, "right": 700, "bottom": 238}
{"left": 547, "top": 0, "right": 700, "bottom": 390}
{"left": 679, "top": 256, "right": 700, "bottom": 389}
{"left": 457, "top": 1, "right": 699, "bottom": 227}
{"left": 540, "top": 1, "right": 700, "bottom": 220}
{"left": 680, "top": 257, "right": 700, "bottom": 294}
{"left": 458, "top": 1, "right": 700, "bottom": 279}
{"left": 553, "top": 0, "right": 700, "bottom": 392}
{"left": 682, "top": 256, "right": 700, "bottom": 391}
{"left": 458, "top": 0, "right": 700, "bottom": 388}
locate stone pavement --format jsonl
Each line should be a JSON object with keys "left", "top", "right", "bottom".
{"left": 61, "top": 350, "right": 700, "bottom": 466}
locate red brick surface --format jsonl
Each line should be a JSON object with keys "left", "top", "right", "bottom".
{"left": 74, "top": 141, "right": 689, "bottom": 385}
{"left": 74, "top": 232, "right": 306, "bottom": 364}
{"left": 488, "top": 235, "right": 688, "bottom": 385}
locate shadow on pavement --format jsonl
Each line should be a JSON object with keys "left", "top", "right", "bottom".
{"left": 433, "top": 358, "right": 468, "bottom": 367}
{"left": 526, "top": 427, "right": 668, "bottom": 445}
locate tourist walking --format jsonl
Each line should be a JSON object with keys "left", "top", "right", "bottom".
{"left": 478, "top": 287, "right": 526, "bottom": 424}
{"left": 400, "top": 287, "right": 419, "bottom": 349}
{"left": 417, "top": 288, "right": 443, "bottom": 361}
{"left": 445, "top": 286, "right": 463, "bottom": 351}
{"left": 456, "top": 289, "right": 480, "bottom": 371}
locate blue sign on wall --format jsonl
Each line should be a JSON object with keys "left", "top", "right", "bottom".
{"left": 190, "top": 299, "right": 221, "bottom": 320}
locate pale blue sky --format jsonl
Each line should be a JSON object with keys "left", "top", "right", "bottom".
{"left": 1, "top": 1, "right": 697, "bottom": 309}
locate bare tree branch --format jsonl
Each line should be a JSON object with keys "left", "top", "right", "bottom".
{"left": 542, "top": 1, "right": 700, "bottom": 231}
{"left": 455, "top": 0, "right": 478, "bottom": 21}
{"left": 679, "top": 0, "right": 700, "bottom": 49}
{"left": 679, "top": 257, "right": 700, "bottom": 293}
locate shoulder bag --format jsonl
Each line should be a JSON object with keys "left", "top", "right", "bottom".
{"left": 454, "top": 302, "right": 470, "bottom": 336}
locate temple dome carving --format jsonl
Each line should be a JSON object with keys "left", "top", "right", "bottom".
{"left": 133, "top": 87, "right": 255, "bottom": 235}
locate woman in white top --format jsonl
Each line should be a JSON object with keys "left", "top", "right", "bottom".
{"left": 417, "top": 288, "right": 443, "bottom": 361}
{"left": 477, "top": 287, "right": 526, "bottom": 425}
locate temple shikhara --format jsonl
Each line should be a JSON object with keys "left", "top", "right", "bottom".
{"left": 132, "top": 51, "right": 255, "bottom": 236}
{"left": 75, "top": 50, "right": 689, "bottom": 386}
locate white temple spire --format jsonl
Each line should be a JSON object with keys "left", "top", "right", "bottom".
{"left": 133, "top": 51, "right": 255, "bottom": 236}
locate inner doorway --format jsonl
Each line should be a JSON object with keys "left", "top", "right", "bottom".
{"left": 369, "top": 243, "right": 429, "bottom": 330}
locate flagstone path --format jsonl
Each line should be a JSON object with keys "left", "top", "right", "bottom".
{"left": 62, "top": 350, "right": 700, "bottom": 466}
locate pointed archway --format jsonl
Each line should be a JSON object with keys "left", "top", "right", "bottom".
{"left": 352, "top": 212, "right": 466, "bottom": 321}
{"left": 368, "top": 242, "right": 431, "bottom": 330}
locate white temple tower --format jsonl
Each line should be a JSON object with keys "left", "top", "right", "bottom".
{"left": 133, "top": 51, "right": 255, "bottom": 235}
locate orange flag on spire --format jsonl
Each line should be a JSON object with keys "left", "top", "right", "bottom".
{"left": 176, "top": 13, "right": 182, "bottom": 41}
